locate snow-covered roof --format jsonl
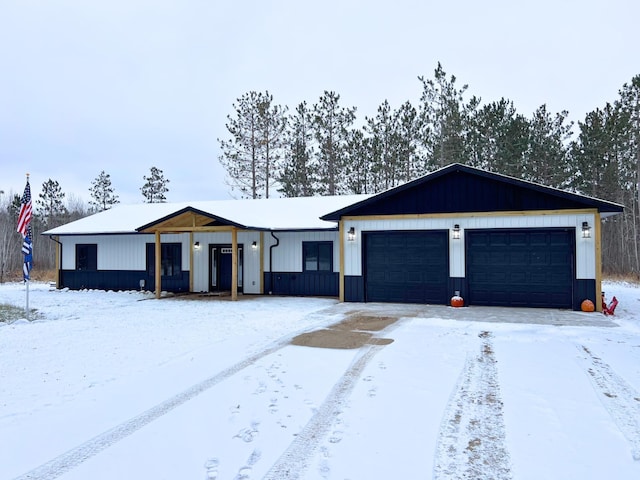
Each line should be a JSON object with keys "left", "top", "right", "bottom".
{"left": 43, "top": 195, "right": 371, "bottom": 235}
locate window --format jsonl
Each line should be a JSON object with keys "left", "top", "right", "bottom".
{"left": 303, "top": 241, "right": 333, "bottom": 272}
{"left": 146, "top": 243, "right": 182, "bottom": 277}
{"left": 76, "top": 244, "right": 97, "bottom": 271}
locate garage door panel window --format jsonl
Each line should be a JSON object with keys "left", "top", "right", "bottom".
{"left": 509, "top": 233, "right": 528, "bottom": 245}
{"left": 530, "top": 253, "right": 548, "bottom": 265}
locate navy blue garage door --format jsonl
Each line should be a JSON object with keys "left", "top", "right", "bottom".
{"left": 364, "top": 231, "right": 449, "bottom": 304}
{"left": 466, "top": 229, "right": 574, "bottom": 308}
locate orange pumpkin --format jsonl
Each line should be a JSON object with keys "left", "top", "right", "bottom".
{"left": 451, "top": 296, "right": 464, "bottom": 308}
{"left": 581, "top": 299, "right": 595, "bottom": 312}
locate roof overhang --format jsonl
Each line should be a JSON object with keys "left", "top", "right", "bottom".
{"left": 136, "top": 206, "right": 246, "bottom": 233}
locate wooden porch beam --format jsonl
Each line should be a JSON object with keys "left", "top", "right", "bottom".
{"left": 139, "top": 226, "right": 240, "bottom": 233}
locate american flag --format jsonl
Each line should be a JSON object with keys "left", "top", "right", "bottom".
{"left": 17, "top": 180, "right": 33, "bottom": 281}
{"left": 17, "top": 180, "right": 32, "bottom": 237}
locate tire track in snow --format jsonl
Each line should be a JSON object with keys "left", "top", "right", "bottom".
{"left": 11, "top": 336, "right": 301, "bottom": 480}
{"left": 579, "top": 345, "right": 640, "bottom": 461}
{"left": 262, "top": 343, "right": 386, "bottom": 479}
{"left": 434, "top": 330, "right": 512, "bottom": 480}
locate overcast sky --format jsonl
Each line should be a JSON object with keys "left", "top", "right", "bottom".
{"left": 1, "top": 0, "right": 638, "bottom": 205}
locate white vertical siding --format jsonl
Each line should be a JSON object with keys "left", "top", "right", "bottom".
{"left": 191, "top": 231, "right": 262, "bottom": 294}
{"left": 238, "top": 231, "right": 262, "bottom": 294}
{"left": 263, "top": 231, "right": 339, "bottom": 273}
{"left": 343, "top": 213, "right": 597, "bottom": 279}
{"left": 60, "top": 234, "right": 166, "bottom": 270}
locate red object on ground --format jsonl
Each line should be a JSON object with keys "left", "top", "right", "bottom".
{"left": 602, "top": 294, "right": 618, "bottom": 316}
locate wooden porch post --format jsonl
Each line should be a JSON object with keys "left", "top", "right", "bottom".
{"left": 339, "top": 220, "right": 345, "bottom": 302}
{"left": 54, "top": 235, "right": 61, "bottom": 288}
{"left": 259, "top": 231, "right": 264, "bottom": 294}
{"left": 595, "top": 212, "right": 603, "bottom": 312}
{"left": 189, "top": 231, "right": 194, "bottom": 293}
{"left": 155, "top": 230, "right": 161, "bottom": 299}
{"left": 231, "top": 227, "right": 238, "bottom": 301}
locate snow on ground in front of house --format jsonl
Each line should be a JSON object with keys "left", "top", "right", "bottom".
{"left": 1, "top": 283, "right": 640, "bottom": 479}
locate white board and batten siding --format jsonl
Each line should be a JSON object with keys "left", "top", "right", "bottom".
{"left": 343, "top": 213, "right": 597, "bottom": 280}
{"left": 60, "top": 234, "right": 188, "bottom": 271}
{"left": 191, "top": 231, "right": 338, "bottom": 293}
{"left": 191, "top": 231, "right": 262, "bottom": 294}
{"left": 261, "top": 231, "right": 340, "bottom": 273}
{"left": 60, "top": 231, "right": 338, "bottom": 295}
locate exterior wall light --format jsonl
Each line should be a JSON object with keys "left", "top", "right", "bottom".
{"left": 582, "top": 221, "right": 591, "bottom": 239}
{"left": 452, "top": 224, "right": 461, "bottom": 240}
{"left": 347, "top": 227, "right": 356, "bottom": 242}
{"left": 194, "top": 241, "right": 201, "bottom": 250}
{"left": 252, "top": 241, "right": 257, "bottom": 250}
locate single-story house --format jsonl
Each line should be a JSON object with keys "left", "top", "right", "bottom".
{"left": 44, "top": 163, "right": 623, "bottom": 311}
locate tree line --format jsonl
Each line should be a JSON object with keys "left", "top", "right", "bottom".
{"left": 0, "top": 167, "right": 171, "bottom": 279}
{"left": 218, "top": 63, "right": 640, "bottom": 276}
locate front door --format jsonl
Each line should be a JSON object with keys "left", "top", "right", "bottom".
{"left": 209, "top": 244, "right": 243, "bottom": 292}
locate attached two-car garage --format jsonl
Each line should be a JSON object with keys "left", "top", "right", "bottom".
{"left": 363, "top": 228, "right": 575, "bottom": 309}
{"left": 323, "top": 163, "right": 624, "bottom": 311}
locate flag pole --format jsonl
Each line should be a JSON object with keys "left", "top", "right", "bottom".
{"left": 26, "top": 275, "right": 30, "bottom": 320}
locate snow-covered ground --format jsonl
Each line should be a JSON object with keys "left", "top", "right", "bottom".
{"left": 1, "top": 282, "right": 640, "bottom": 479}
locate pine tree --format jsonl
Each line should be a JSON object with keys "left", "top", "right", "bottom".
{"left": 344, "top": 129, "right": 372, "bottom": 194}
{"left": 618, "top": 75, "right": 640, "bottom": 213}
{"left": 418, "top": 63, "right": 479, "bottom": 168}
{"left": 569, "top": 105, "right": 622, "bottom": 199}
{"left": 612, "top": 75, "right": 640, "bottom": 275}
{"left": 218, "top": 91, "right": 287, "bottom": 199}
{"left": 312, "top": 91, "right": 356, "bottom": 195}
{"left": 365, "top": 100, "right": 399, "bottom": 191}
{"left": 524, "top": 105, "right": 573, "bottom": 188}
{"left": 89, "top": 171, "right": 119, "bottom": 212}
{"left": 393, "top": 100, "right": 424, "bottom": 183}
{"left": 258, "top": 93, "right": 288, "bottom": 198}
{"left": 468, "top": 98, "right": 529, "bottom": 178}
{"left": 141, "top": 167, "right": 170, "bottom": 203}
{"left": 37, "top": 179, "right": 67, "bottom": 228}
{"left": 279, "top": 102, "right": 316, "bottom": 197}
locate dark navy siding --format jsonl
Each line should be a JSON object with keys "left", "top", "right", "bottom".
{"left": 574, "top": 279, "right": 597, "bottom": 311}
{"left": 449, "top": 277, "right": 467, "bottom": 305}
{"left": 60, "top": 270, "right": 189, "bottom": 293}
{"left": 345, "top": 173, "right": 591, "bottom": 216}
{"left": 322, "top": 164, "right": 623, "bottom": 221}
{"left": 344, "top": 275, "right": 365, "bottom": 302}
{"left": 263, "top": 272, "right": 339, "bottom": 297}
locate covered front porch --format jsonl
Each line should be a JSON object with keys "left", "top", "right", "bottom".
{"left": 137, "top": 206, "right": 263, "bottom": 300}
